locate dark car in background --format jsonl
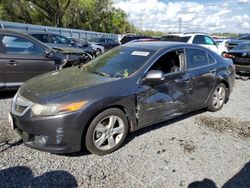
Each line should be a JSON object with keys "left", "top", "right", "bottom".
{"left": 9, "top": 42, "right": 235, "bottom": 155}
{"left": 120, "top": 35, "right": 155, "bottom": 44}
{"left": 88, "top": 37, "right": 119, "bottom": 50}
{"left": 69, "top": 37, "right": 105, "bottom": 57}
{"left": 225, "top": 34, "right": 250, "bottom": 51}
{"left": 28, "top": 32, "right": 95, "bottom": 57}
{"left": 223, "top": 42, "right": 250, "bottom": 73}
{"left": 0, "top": 29, "right": 86, "bottom": 90}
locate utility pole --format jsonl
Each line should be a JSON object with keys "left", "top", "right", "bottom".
{"left": 178, "top": 17, "right": 182, "bottom": 33}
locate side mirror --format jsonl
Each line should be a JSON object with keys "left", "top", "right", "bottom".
{"left": 143, "top": 70, "right": 165, "bottom": 83}
{"left": 45, "top": 49, "right": 53, "bottom": 57}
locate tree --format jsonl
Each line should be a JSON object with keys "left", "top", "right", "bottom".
{"left": 0, "top": 0, "right": 159, "bottom": 36}
{"left": 27, "top": 0, "right": 71, "bottom": 27}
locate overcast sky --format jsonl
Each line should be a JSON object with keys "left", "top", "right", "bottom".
{"left": 114, "top": 0, "right": 250, "bottom": 33}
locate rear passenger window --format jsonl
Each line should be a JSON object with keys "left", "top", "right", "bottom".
{"left": 208, "top": 53, "right": 216, "bottom": 64}
{"left": 187, "top": 48, "right": 210, "bottom": 69}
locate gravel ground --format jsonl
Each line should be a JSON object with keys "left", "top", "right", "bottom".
{"left": 0, "top": 80, "right": 250, "bottom": 188}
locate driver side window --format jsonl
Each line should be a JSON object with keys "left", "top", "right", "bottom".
{"left": 0, "top": 35, "right": 44, "bottom": 55}
{"left": 149, "top": 49, "right": 185, "bottom": 74}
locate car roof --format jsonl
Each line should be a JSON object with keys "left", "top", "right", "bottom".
{"left": 0, "top": 29, "right": 50, "bottom": 48}
{"left": 26, "top": 32, "right": 61, "bottom": 35}
{"left": 0, "top": 29, "right": 31, "bottom": 36}
{"left": 123, "top": 41, "right": 201, "bottom": 50}
{"left": 162, "top": 33, "right": 208, "bottom": 37}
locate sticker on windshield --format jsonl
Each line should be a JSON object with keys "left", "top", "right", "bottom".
{"left": 131, "top": 51, "right": 150, "bottom": 56}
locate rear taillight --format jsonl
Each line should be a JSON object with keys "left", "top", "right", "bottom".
{"left": 223, "top": 53, "right": 235, "bottom": 59}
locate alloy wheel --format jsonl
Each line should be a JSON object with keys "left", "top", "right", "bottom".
{"left": 93, "top": 115, "right": 125, "bottom": 150}
{"left": 212, "top": 86, "right": 226, "bottom": 109}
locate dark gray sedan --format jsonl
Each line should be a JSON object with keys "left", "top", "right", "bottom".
{"left": 9, "top": 42, "right": 235, "bottom": 155}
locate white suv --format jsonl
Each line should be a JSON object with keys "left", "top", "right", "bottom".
{"left": 161, "top": 33, "right": 221, "bottom": 54}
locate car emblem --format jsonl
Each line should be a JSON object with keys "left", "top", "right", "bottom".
{"left": 242, "top": 52, "right": 247, "bottom": 57}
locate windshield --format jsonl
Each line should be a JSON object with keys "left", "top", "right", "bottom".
{"left": 160, "top": 36, "right": 191, "bottom": 42}
{"left": 234, "top": 44, "right": 250, "bottom": 51}
{"left": 84, "top": 46, "right": 156, "bottom": 78}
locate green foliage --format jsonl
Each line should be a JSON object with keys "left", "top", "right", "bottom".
{"left": 0, "top": 0, "right": 138, "bottom": 34}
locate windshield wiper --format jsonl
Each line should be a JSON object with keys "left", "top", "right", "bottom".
{"left": 89, "top": 70, "right": 111, "bottom": 77}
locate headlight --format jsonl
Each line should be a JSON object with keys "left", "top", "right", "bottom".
{"left": 31, "top": 101, "right": 87, "bottom": 116}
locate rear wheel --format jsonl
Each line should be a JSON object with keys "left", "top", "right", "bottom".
{"left": 208, "top": 83, "right": 227, "bottom": 112}
{"left": 85, "top": 108, "right": 129, "bottom": 155}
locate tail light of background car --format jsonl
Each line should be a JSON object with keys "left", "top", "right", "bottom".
{"left": 223, "top": 53, "right": 235, "bottom": 59}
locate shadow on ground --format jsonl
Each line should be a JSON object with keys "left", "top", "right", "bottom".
{"left": 188, "top": 161, "right": 250, "bottom": 188}
{"left": 0, "top": 166, "right": 78, "bottom": 187}
{"left": 236, "top": 73, "right": 250, "bottom": 81}
{"left": 126, "top": 109, "right": 206, "bottom": 144}
{"left": 63, "top": 109, "right": 206, "bottom": 157}
{"left": 0, "top": 140, "right": 22, "bottom": 153}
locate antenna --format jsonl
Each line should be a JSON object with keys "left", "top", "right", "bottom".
{"left": 178, "top": 17, "right": 182, "bottom": 33}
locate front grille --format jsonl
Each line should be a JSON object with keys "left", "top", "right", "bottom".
{"left": 12, "top": 94, "right": 33, "bottom": 116}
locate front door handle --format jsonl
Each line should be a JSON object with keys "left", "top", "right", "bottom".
{"left": 6, "top": 60, "right": 18, "bottom": 66}
{"left": 209, "top": 68, "right": 217, "bottom": 74}
{"left": 174, "top": 74, "right": 190, "bottom": 83}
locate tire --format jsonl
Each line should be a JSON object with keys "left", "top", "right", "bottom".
{"left": 207, "top": 83, "right": 227, "bottom": 112}
{"left": 85, "top": 108, "right": 129, "bottom": 155}
{"left": 95, "top": 48, "right": 102, "bottom": 57}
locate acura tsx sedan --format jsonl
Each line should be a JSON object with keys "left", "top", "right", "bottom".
{"left": 9, "top": 42, "right": 235, "bottom": 155}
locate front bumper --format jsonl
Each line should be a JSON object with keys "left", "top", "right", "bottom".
{"left": 10, "top": 110, "right": 88, "bottom": 154}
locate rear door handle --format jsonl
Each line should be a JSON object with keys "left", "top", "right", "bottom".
{"left": 6, "top": 60, "right": 18, "bottom": 66}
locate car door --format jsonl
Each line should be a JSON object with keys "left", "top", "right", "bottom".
{"left": 186, "top": 47, "right": 218, "bottom": 109}
{"left": 136, "top": 48, "right": 191, "bottom": 127}
{"left": 99, "top": 38, "right": 108, "bottom": 49}
{"left": 1, "top": 34, "right": 56, "bottom": 87}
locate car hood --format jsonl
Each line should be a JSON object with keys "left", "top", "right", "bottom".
{"left": 19, "top": 67, "right": 116, "bottom": 104}
{"left": 47, "top": 45, "right": 86, "bottom": 54}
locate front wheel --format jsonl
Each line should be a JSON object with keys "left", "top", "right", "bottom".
{"left": 208, "top": 83, "right": 227, "bottom": 112}
{"left": 85, "top": 108, "right": 129, "bottom": 155}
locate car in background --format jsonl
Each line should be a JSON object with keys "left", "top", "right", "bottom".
{"left": 88, "top": 37, "right": 119, "bottom": 51}
{"left": 69, "top": 37, "right": 105, "bottom": 57}
{"left": 120, "top": 35, "right": 155, "bottom": 44}
{"left": 9, "top": 42, "right": 235, "bottom": 155}
{"left": 28, "top": 32, "right": 95, "bottom": 57}
{"left": 161, "top": 32, "right": 220, "bottom": 54}
{"left": 128, "top": 38, "right": 160, "bottom": 43}
{"left": 223, "top": 42, "right": 250, "bottom": 73}
{"left": 225, "top": 34, "right": 250, "bottom": 51}
{"left": 214, "top": 38, "right": 229, "bottom": 55}
{"left": 0, "top": 29, "right": 87, "bottom": 90}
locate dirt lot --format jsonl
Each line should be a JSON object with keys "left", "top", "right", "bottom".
{"left": 0, "top": 80, "right": 249, "bottom": 188}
